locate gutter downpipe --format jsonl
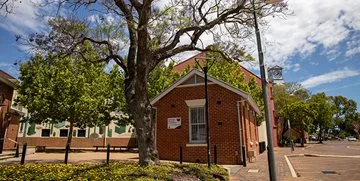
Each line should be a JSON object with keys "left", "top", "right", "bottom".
{"left": 237, "top": 99, "right": 247, "bottom": 163}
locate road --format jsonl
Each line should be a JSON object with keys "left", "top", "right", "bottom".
{"left": 289, "top": 141, "right": 360, "bottom": 181}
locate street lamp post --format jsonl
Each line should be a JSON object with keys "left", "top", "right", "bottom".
{"left": 252, "top": 0, "right": 277, "bottom": 180}
{"left": 195, "top": 58, "right": 215, "bottom": 168}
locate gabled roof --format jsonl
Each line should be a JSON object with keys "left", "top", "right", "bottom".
{"left": 0, "top": 76, "right": 17, "bottom": 88}
{"left": 150, "top": 69, "right": 261, "bottom": 114}
{"left": 0, "top": 69, "right": 18, "bottom": 88}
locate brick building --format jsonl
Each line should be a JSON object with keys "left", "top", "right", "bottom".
{"left": 17, "top": 120, "right": 137, "bottom": 148}
{"left": 173, "top": 52, "right": 278, "bottom": 147}
{"left": 152, "top": 69, "right": 260, "bottom": 164}
{"left": 0, "top": 70, "right": 24, "bottom": 152}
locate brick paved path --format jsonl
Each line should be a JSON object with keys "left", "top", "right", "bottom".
{"left": 230, "top": 147, "right": 304, "bottom": 181}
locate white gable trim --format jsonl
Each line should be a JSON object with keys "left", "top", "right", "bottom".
{"left": 185, "top": 99, "right": 206, "bottom": 107}
{"left": 150, "top": 69, "right": 260, "bottom": 114}
{"left": 177, "top": 82, "right": 215, "bottom": 88}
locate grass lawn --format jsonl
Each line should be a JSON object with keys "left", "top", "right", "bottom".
{"left": 0, "top": 162, "right": 229, "bottom": 180}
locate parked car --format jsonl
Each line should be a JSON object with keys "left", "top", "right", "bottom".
{"left": 309, "top": 135, "right": 317, "bottom": 141}
{"left": 347, "top": 136, "right": 357, "bottom": 141}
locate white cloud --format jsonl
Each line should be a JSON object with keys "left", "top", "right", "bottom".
{"left": 310, "top": 62, "right": 319, "bottom": 66}
{"left": 301, "top": 68, "right": 360, "bottom": 88}
{"left": 345, "top": 37, "right": 360, "bottom": 57}
{"left": 0, "top": 63, "right": 13, "bottom": 67}
{"left": 261, "top": 0, "right": 360, "bottom": 68}
{"left": 324, "top": 48, "right": 341, "bottom": 61}
{"left": 175, "top": 0, "right": 360, "bottom": 71}
{"left": 292, "top": 63, "right": 301, "bottom": 72}
{"left": 0, "top": 0, "right": 46, "bottom": 36}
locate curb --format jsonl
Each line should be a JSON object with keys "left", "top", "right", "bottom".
{"left": 286, "top": 154, "right": 360, "bottom": 158}
{"left": 304, "top": 154, "right": 360, "bottom": 158}
{"left": 284, "top": 155, "right": 297, "bottom": 178}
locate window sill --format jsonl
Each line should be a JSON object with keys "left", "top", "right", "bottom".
{"left": 186, "top": 143, "right": 207, "bottom": 147}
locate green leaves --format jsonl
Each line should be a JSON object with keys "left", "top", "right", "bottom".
{"left": 17, "top": 53, "right": 125, "bottom": 132}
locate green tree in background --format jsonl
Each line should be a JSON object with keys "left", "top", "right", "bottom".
{"left": 330, "top": 96, "right": 358, "bottom": 138}
{"left": 273, "top": 82, "right": 317, "bottom": 146}
{"left": 17, "top": 54, "right": 124, "bottom": 146}
{"left": 308, "top": 93, "right": 336, "bottom": 143}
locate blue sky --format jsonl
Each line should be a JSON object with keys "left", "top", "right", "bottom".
{"left": 0, "top": 0, "right": 359, "bottom": 107}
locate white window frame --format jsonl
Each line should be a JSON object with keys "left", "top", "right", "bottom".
{"left": 189, "top": 106, "right": 206, "bottom": 144}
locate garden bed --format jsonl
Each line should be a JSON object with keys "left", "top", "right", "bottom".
{"left": 0, "top": 162, "right": 228, "bottom": 180}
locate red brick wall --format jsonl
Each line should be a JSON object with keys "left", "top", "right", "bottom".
{"left": 154, "top": 83, "right": 259, "bottom": 164}
{"left": 3, "top": 115, "right": 21, "bottom": 149}
{"left": 173, "top": 52, "right": 278, "bottom": 147}
{"left": 16, "top": 137, "right": 136, "bottom": 148}
{"left": 0, "top": 82, "right": 14, "bottom": 151}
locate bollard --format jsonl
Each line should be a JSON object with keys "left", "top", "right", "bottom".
{"left": 214, "top": 145, "right": 217, "bottom": 165}
{"left": 106, "top": 144, "right": 110, "bottom": 165}
{"left": 179, "top": 145, "right": 183, "bottom": 164}
{"left": 20, "top": 143, "right": 27, "bottom": 165}
{"left": 242, "top": 145, "right": 246, "bottom": 167}
{"left": 64, "top": 144, "right": 70, "bottom": 164}
{"left": 15, "top": 144, "right": 19, "bottom": 158}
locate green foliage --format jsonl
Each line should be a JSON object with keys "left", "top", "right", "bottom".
{"left": 148, "top": 61, "right": 186, "bottom": 99}
{"left": 281, "top": 101, "right": 317, "bottom": 135}
{"left": 330, "top": 95, "right": 359, "bottom": 136}
{"left": 17, "top": 54, "right": 125, "bottom": 144}
{"left": 309, "top": 93, "right": 336, "bottom": 129}
{"left": 274, "top": 83, "right": 359, "bottom": 142}
{"left": 0, "top": 162, "right": 229, "bottom": 181}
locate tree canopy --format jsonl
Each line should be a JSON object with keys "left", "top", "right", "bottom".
{"left": 16, "top": 54, "right": 124, "bottom": 146}
{"left": 273, "top": 82, "right": 359, "bottom": 144}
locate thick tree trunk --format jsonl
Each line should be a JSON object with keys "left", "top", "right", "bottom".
{"left": 124, "top": 57, "right": 159, "bottom": 166}
{"left": 67, "top": 120, "right": 74, "bottom": 146}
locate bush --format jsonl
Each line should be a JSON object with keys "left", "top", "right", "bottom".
{"left": 0, "top": 162, "right": 228, "bottom": 181}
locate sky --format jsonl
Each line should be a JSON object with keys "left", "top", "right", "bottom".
{"left": 0, "top": 0, "right": 359, "bottom": 106}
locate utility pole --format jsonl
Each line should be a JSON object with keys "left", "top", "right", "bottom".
{"left": 252, "top": 0, "right": 277, "bottom": 180}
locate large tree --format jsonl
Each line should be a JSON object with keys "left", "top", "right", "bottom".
{"left": 308, "top": 93, "right": 336, "bottom": 143}
{"left": 18, "top": 0, "right": 287, "bottom": 165}
{"left": 330, "top": 96, "right": 358, "bottom": 137}
{"left": 273, "top": 82, "right": 312, "bottom": 144}
{"left": 17, "top": 54, "right": 124, "bottom": 146}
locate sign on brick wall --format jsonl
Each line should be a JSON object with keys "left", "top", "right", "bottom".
{"left": 167, "top": 117, "right": 181, "bottom": 129}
